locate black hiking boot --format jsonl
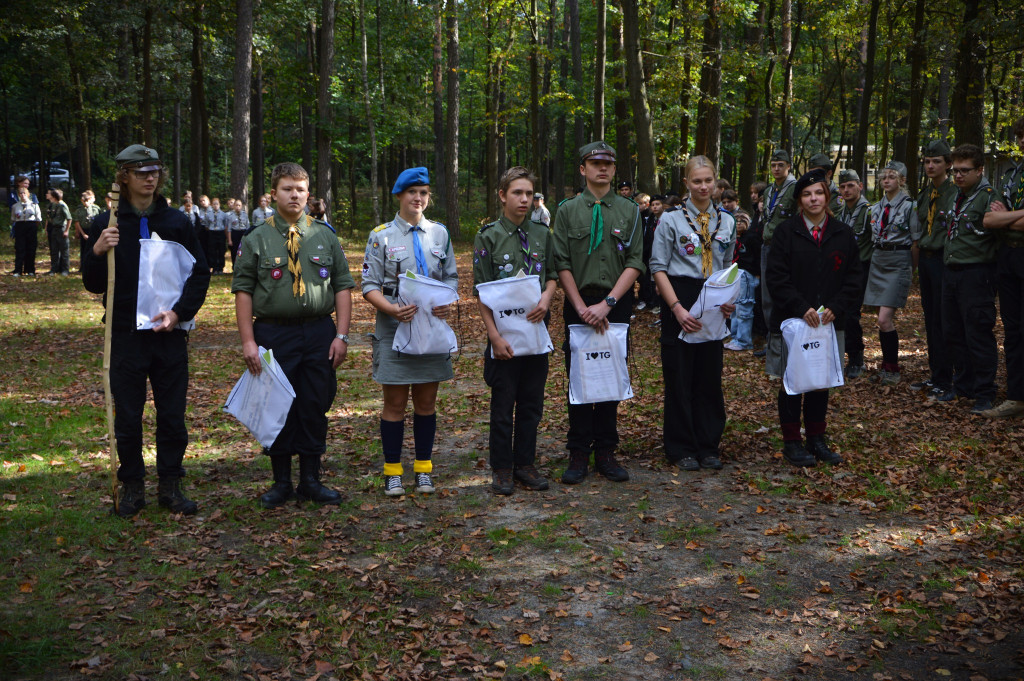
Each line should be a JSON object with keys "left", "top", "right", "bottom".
{"left": 561, "top": 450, "right": 590, "bottom": 485}
{"left": 295, "top": 455, "right": 342, "bottom": 505}
{"left": 594, "top": 450, "right": 629, "bottom": 482}
{"left": 260, "top": 455, "right": 294, "bottom": 509}
{"left": 114, "top": 479, "right": 146, "bottom": 518}
{"left": 157, "top": 477, "right": 198, "bottom": 515}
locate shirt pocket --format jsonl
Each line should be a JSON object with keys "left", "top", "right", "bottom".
{"left": 308, "top": 254, "right": 334, "bottom": 283}
{"left": 259, "top": 256, "right": 290, "bottom": 288}
{"left": 385, "top": 247, "right": 411, "bottom": 277}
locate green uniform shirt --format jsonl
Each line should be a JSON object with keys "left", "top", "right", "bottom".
{"left": 47, "top": 200, "right": 72, "bottom": 227}
{"left": 551, "top": 188, "right": 644, "bottom": 294}
{"left": 762, "top": 176, "right": 797, "bottom": 244}
{"left": 232, "top": 213, "right": 355, "bottom": 318}
{"left": 837, "top": 197, "right": 873, "bottom": 262}
{"left": 73, "top": 203, "right": 101, "bottom": 233}
{"left": 996, "top": 162, "right": 1024, "bottom": 248}
{"left": 943, "top": 178, "right": 997, "bottom": 265}
{"left": 473, "top": 216, "right": 556, "bottom": 293}
{"left": 916, "top": 177, "right": 957, "bottom": 251}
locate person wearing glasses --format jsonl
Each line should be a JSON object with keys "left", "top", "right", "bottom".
{"left": 82, "top": 145, "right": 211, "bottom": 517}
{"left": 941, "top": 144, "right": 999, "bottom": 415}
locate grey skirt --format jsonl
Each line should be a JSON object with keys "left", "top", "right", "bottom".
{"left": 371, "top": 311, "right": 454, "bottom": 385}
{"left": 864, "top": 249, "right": 912, "bottom": 308}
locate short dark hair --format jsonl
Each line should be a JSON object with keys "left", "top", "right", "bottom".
{"left": 1013, "top": 116, "right": 1024, "bottom": 139}
{"left": 651, "top": 194, "right": 667, "bottom": 203}
{"left": 751, "top": 181, "right": 768, "bottom": 195}
{"left": 308, "top": 198, "right": 326, "bottom": 218}
{"left": 715, "top": 179, "right": 732, "bottom": 191}
{"left": 498, "top": 166, "right": 537, "bottom": 195}
{"left": 271, "top": 162, "right": 309, "bottom": 189}
{"left": 951, "top": 144, "right": 985, "bottom": 169}
{"left": 48, "top": 188, "right": 63, "bottom": 200}
{"left": 721, "top": 189, "right": 739, "bottom": 202}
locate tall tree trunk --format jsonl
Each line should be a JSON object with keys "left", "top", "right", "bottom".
{"left": 445, "top": 0, "right": 460, "bottom": 237}
{"left": 778, "top": 0, "right": 792, "bottom": 153}
{"left": 63, "top": 26, "right": 91, "bottom": 190}
{"left": 694, "top": 0, "right": 722, "bottom": 164}
{"left": 553, "top": 5, "right": 568, "bottom": 202}
{"left": 230, "top": 0, "right": 254, "bottom": 208}
{"left": 173, "top": 101, "right": 181, "bottom": 199}
{"left": 539, "top": 0, "right": 555, "bottom": 193}
{"left": 593, "top": 0, "right": 606, "bottom": 140}
{"left": 620, "top": 0, "right": 658, "bottom": 192}
{"left": 358, "top": 0, "right": 380, "bottom": 224}
{"left": 252, "top": 62, "right": 265, "bottom": 199}
{"left": 675, "top": 0, "right": 692, "bottom": 192}
{"left": 612, "top": 15, "right": 632, "bottom": 184}
{"left": 951, "top": 0, "right": 985, "bottom": 146}
{"left": 853, "top": 0, "right": 881, "bottom": 178}
{"left": 189, "top": 4, "right": 208, "bottom": 194}
{"left": 433, "top": 1, "right": 446, "bottom": 206}
{"left": 567, "top": 0, "right": 584, "bottom": 152}
{"left": 347, "top": 13, "right": 358, "bottom": 232}
{"left": 301, "top": 23, "right": 316, "bottom": 175}
{"left": 903, "top": 0, "right": 926, "bottom": 190}
{"left": 316, "top": 0, "right": 335, "bottom": 213}
{"left": 141, "top": 4, "right": 154, "bottom": 145}
{"left": 529, "top": 0, "right": 541, "bottom": 172}
{"left": 738, "top": 0, "right": 765, "bottom": 209}
{"left": 485, "top": 14, "right": 498, "bottom": 217}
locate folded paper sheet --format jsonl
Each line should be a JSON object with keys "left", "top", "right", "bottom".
{"left": 224, "top": 347, "right": 296, "bottom": 448}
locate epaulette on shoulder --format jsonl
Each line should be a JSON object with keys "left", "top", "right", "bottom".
{"left": 478, "top": 221, "right": 496, "bottom": 233}
{"left": 557, "top": 196, "right": 575, "bottom": 207}
{"left": 372, "top": 223, "right": 389, "bottom": 233}
{"left": 530, "top": 219, "right": 547, "bottom": 227}
{"left": 312, "top": 217, "right": 336, "bottom": 233}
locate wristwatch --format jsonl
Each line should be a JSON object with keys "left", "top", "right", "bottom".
{"left": 335, "top": 333, "right": 349, "bottom": 343}
{"left": 605, "top": 296, "right": 617, "bottom": 308}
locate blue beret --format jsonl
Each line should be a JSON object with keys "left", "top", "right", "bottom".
{"left": 392, "top": 167, "right": 430, "bottom": 194}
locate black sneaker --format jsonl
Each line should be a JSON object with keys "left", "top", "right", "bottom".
{"left": 699, "top": 455, "right": 723, "bottom": 470}
{"left": 561, "top": 450, "right": 590, "bottom": 485}
{"left": 845, "top": 364, "right": 866, "bottom": 379}
{"left": 909, "top": 379, "right": 934, "bottom": 392}
{"left": 594, "top": 450, "right": 629, "bottom": 482}
{"left": 114, "top": 480, "right": 146, "bottom": 518}
{"left": 157, "top": 478, "right": 198, "bottom": 515}
{"left": 491, "top": 469, "right": 514, "bottom": 495}
{"left": 384, "top": 475, "right": 405, "bottom": 497}
{"left": 970, "top": 399, "right": 994, "bottom": 415}
{"left": 414, "top": 472, "right": 435, "bottom": 494}
{"left": 514, "top": 465, "right": 549, "bottom": 491}
{"left": 928, "top": 386, "right": 956, "bottom": 402}
{"left": 782, "top": 441, "right": 816, "bottom": 468}
{"left": 805, "top": 435, "right": 842, "bottom": 465}
{"left": 672, "top": 456, "right": 700, "bottom": 471}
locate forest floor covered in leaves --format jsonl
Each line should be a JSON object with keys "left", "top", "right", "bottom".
{"left": 2, "top": 236, "right": 1024, "bottom": 681}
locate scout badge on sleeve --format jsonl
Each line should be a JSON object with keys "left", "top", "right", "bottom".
{"left": 680, "top": 263, "right": 742, "bottom": 344}
{"left": 780, "top": 313, "right": 845, "bottom": 395}
{"left": 392, "top": 271, "right": 460, "bottom": 355}
{"left": 568, "top": 323, "right": 633, "bottom": 405}
{"left": 476, "top": 271, "right": 554, "bottom": 358}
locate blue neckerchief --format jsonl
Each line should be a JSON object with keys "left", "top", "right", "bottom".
{"left": 411, "top": 225, "right": 428, "bottom": 275}
{"left": 139, "top": 216, "right": 150, "bottom": 239}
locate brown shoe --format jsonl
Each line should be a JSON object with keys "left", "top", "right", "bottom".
{"left": 491, "top": 469, "right": 514, "bottom": 495}
{"left": 514, "top": 465, "right": 549, "bottom": 491}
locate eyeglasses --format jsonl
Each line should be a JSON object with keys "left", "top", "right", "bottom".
{"left": 130, "top": 169, "right": 161, "bottom": 179}
{"left": 950, "top": 167, "right": 980, "bottom": 176}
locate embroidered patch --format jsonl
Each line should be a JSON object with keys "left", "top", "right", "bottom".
{"left": 685, "top": 243, "right": 695, "bottom": 255}
{"left": 362, "top": 262, "right": 370, "bottom": 273}
{"left": 617, "top": 242, "right": 624, "bottom": 251}
{"left": 372, "top": 241, "right": 379, "bottom": 249}
{"left": 387, "top": 245, "right": 406, "bottom": 253}
{"left": 534, "top": 262, "right": 542, "bottom": 273}
{"left": 271, "top": 268, "right": 283, "bottom": 280}
{"left": 319, "top": 267, "right": 329, "bottom": 279}
{"left": 273, "top": 256, "right": 282, "bottom": 265}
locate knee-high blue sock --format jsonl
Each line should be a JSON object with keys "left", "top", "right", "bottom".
{"left": 413, "top": 413, "right": 436, "bottom": 473}
{"left": 381, "top": 418, "right": 404, "bottom": 476}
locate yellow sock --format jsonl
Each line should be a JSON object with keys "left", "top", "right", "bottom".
{"left": 383, "top": 462, "right": 403, "bottom": 477}
{"left": 413, "top": 459, "right": 433, "bottom": 474}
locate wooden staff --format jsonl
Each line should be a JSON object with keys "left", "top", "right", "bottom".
{"left": 104, "top": 182, "right": 120, "bottom": 513}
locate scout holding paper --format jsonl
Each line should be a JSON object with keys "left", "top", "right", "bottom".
{"left": 82, "top": 144, "right": 211, "bottom": 517}
{"left": 232, "top": 162, "right": 354, "bottom": 509}
{"left": 650, "top": 156, "right": 736, "bottom": 472}
{"left": 362, "top": 167, "right": 458, "bottom": 497}
{"left": 551, "top": 141, "right": 643, "bottom": 485}
{"left": 473, "top": 167, "right": 556, "bottom": 496}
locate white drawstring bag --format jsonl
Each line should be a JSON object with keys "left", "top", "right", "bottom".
{"left": 568, "top": 323, "right": 633, "bottom": 404}
{"left": 780, "top": 316, "right": 845, "bottom": 395}
{"left": 392, "top": 271, "right": 460, "bottom": 355}
{"left": 136, "top": 234, "right": 197, "bottom": 331}
{"left": 679, "top": 263, "right": 742, "bottom": 343}
{"left": 476, "top": 271, "right": 553, "bottom": 358}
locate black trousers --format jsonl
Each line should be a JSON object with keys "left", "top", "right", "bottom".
{"left": 998, "top": 246, "right": 1024, "bottom": 401}
{"left": 942, "top": 264, "right": 998, "bottom": 401}
{"left": 78, "top": 235, "right": 90, "bottom": 266}
{"left": 208, "top": 231, "right": 227, "bottom": 273}
{"left": 918, "top": 249, "right": 952, "bottom": 388}
{"left": 110, "top": 330, "right": 190, "bottom": 481}
{"left": 229, "top": 230, "right": 246, "bottom": 265}
{"left": 484, "top": 349, "right": 549, "bottom": 470}
{"left": 47, "top": 225, "right": 70, "bottom": 273}
{"left": 562, "top": 289, "right": 634, "bottom": 454}
{"left": 13, "top": 222, "right": 38, "bottom": 275}
{"left": 254, "top": 316, "right": 337, "bottom": 457}
{"left": 843, "top": 262, "right": 870, "bottom": 361}
{"left": 662, "top": 340, "right": 725, "bottom": 462}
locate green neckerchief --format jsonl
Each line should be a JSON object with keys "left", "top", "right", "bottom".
{"left": 588, "top": 200, "right": 604, "bottom": 255}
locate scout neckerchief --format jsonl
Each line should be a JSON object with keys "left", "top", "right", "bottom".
{"left": 285, "top": 213, "right": 310, "bottom": 297}
{"left": 766, "top": 176, "right": 795, "bottom": 218}
{"left": 588, "top": 198, "right": 604, "bottom": 255}
{"left": 516, "top": 225, "right": 534, "bottom": 271}
{"left": 876, "top": 192, "right": 908, "bottom": 243}
{"left": 947, "top": 180, "right": 987, "bottom": 239}
{"left": 680, "top": 200, "right": 720, "bottom": 277}
{"left": 926, "top": 186, "right": 939, "bottom": 236}
{"left": 410, "top": 222, "right": 429, "bottom": 275}
{"left": 1010, "top": 163, "right": 1024, "bottom": 211}
{"left": 840, "top": 198, "right": 867, "bottom": 235}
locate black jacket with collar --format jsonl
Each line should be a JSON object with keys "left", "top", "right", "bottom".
{"left": 82, "top": 195, "right": 210, "bottom": 332}
{"left": 765, "top": 213, "right": 862, "bottom": 333}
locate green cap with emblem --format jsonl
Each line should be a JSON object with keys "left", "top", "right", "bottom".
{"left": 580, "top": 141, "right": 616, "bottom": 163}
{"left": 837, "top": 169, "right": 861, "bottom": 184}
{"left": 770, "top": 149, "right": 791, "bottom": 164}
{"left": 808, "top": 153, "right": 832, "bottom": 171}
{"left": 115, "top": 144, "right": 162, "bottom": 172}
{"left": 880, "top": 160, "right": 907, "bottom": 177}
{"left": 921, "top": 139, "right": 952, "bottom": 158}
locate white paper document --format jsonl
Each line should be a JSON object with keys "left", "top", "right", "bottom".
{"left": 223, "top": 347, "right": 296, "bottom": 448}
{"left": 568, "top": 323, "right": 633, "bottom": 405}
{"left": 392, "top": 271, "right": 460, "bottom": 355}
{"left": 476, "top": 271, "right": 553, "bottom": 358}
{"left": 136, "top": 234, "right": 197, "bottom": 331}
{"left": 679, "top": 263, "right": 741, "bottom": 343}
